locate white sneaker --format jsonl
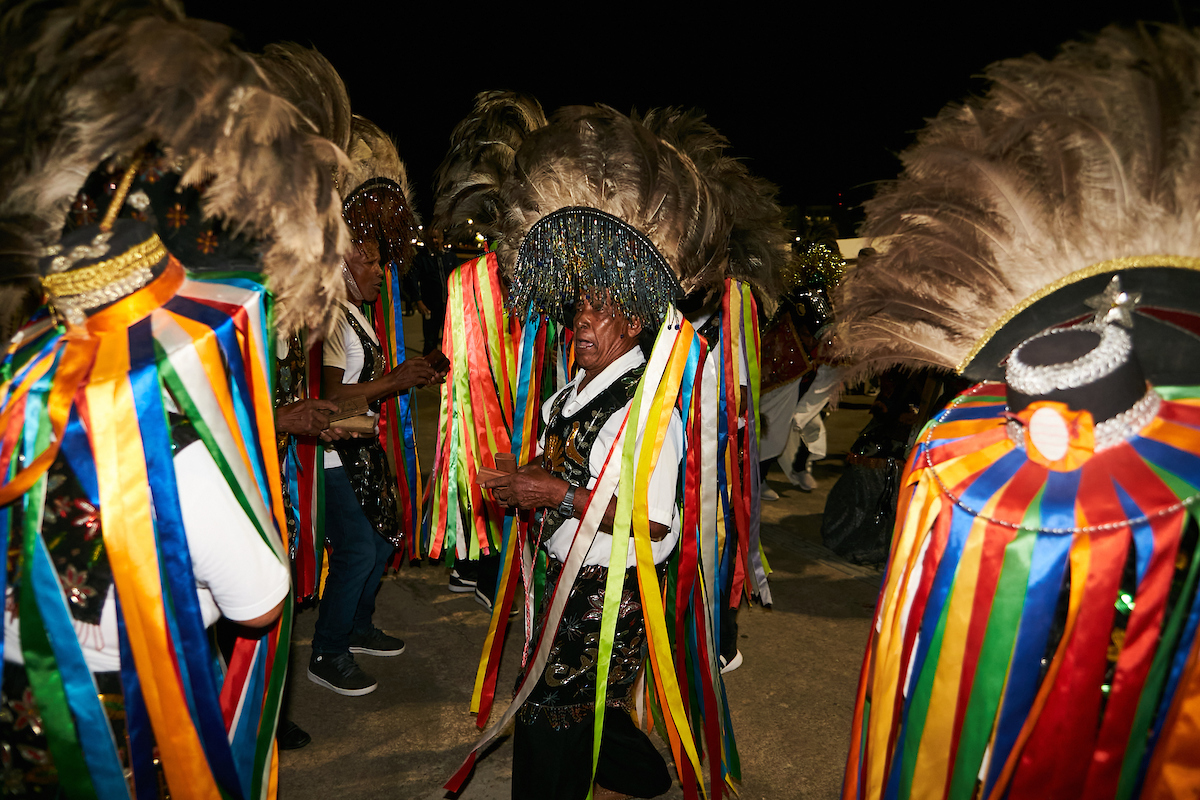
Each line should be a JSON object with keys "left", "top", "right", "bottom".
{"left": 760, "top": 482, "right": 780, "bottom": 501}
{"left": 719, "top": 650, "right": 743, "bottom": 674}
{"left": 795, "top": 471, "right": 817, "bottom": 492}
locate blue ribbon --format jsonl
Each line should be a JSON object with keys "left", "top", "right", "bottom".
{"left": 116, "top": 593, "right": 158, "bottom": 800}
{"left": 128, "top": 319, "right": 246, "bottom": 799}
{"left": 165, "top": 296, "right": 271, "bottom": 518}
{"left": 390, "top": 264, "right": 421, "bottom": 537}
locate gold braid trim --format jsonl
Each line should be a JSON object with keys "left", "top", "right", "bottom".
{"left": 99, "top": 159, "right": 142, "bottom": 232}
{"left": 42, "top": 234, "right": 166, "bottom": 297}
{"left": 956, "top": 255, "right": 1200, "bottom": 374}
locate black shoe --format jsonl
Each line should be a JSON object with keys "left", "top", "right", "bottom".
{"left": 475, "top": 587, "right": 520, "bottom": 618}
{"left": 276, "top": 719, "right": 312, "bottom": 750}
{"left": 448, "top": 568, "right": 476, "bottom": 593}
{"left": 347, "top": 626, "right": 405, "bottom": 657}
{"left": 307, "top": 652, "right": 378, "bottom": 696}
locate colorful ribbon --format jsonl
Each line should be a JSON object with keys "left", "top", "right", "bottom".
{"left": 844, "top": 383, "right": 1200, "bottom": 800}
{"left": 1, "top": 262, "right": 289, "bottom": 800}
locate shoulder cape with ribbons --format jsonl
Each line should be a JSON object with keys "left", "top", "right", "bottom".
{"left": 443, "top": 275, "right": 756, "bottom": 799}
{"left": 0, "top": 259, "right": 289, "bottom": 800}
{"left": 423, "top": 251, "right": 563, "bottom": 566}
{"left": 844, "top": 382, "right": 1200, "bottom": 800}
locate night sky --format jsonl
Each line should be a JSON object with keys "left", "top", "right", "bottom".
{"left": 188, "top": 0, "right": 1196, "bottom": 235}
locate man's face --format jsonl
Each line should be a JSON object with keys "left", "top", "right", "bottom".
{"left": 347, "top": 240, "right": 382, "bottom": 303}
{"left": 572, "top": 294, "right": 641, "bottom": 373}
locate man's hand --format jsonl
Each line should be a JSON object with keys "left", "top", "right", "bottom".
{"left": 275, "top": 399, "right": 339, "bottom": 438}
{"left": 416, "top": 300, "right": 432, "bottom": 319}
{"left": 482, "top": 464, "right": 568, "bottom": 511}
{"left": 382, "top": 358, "right": 444, "bottom": 393}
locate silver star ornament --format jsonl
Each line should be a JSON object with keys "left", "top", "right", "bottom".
{"left": 1085, "top": 275, "right": 1141, "bottom": 328}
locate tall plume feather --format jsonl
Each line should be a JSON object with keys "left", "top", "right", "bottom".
{"left": 342, "top": 115, "right": 413, "bottom": 207}
{"left": 0, "top": 0, "right": 351, "bottom": 336}
{"left": 639, "top": 107, "right": 791, "bottom": 314}
{"left": 432, "top": 91, "right": 548, "bottom": 239}
{"left": 837, "top": 24, "right": 1200, "bottom": 382}
{"left": 254, "top": 41, "right": 352, "bottom": 152}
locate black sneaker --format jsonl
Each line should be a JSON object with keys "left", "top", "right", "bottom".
{"left": 448, "top": 568, "right": 476, "bottom": 593}
{"left": 475, "top": 587, "right": 520, "bottom": 618}
{"left": 307, "top": 652, "right": 378, "bottom": 696}
{"left": 347, "top": 626, "right": 405, "bottom": 657}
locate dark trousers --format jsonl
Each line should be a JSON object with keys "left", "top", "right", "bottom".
{"left": 513, "top": 706, "right": 672, "bottom": 799}
{"left": 312, "top": 466, "right": 395, "bottom": 654}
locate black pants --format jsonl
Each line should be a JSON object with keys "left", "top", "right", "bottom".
{"left": 512, "top": 704, "right": 672, "bottom": 799}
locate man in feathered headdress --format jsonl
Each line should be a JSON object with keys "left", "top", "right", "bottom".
{"left": 0, "top": 2, "right": 350, "bottom": 796}
{"left": 434, "top": 96, "right": 781, "bottom": 800}
{"left": 840, "top": 24, "right": 1200, "bottom": 800}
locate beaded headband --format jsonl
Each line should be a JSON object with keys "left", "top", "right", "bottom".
{"left": 42, "top": 231, "right": 166, "bottom": 324}
{"left": 342, "top": 177, "right": 417, "bottom": 273}
{"left": 509, "top": 206, "right": 682, "bottom": 327}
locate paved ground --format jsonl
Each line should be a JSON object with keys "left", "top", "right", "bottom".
{"left": 277, "top": 314, "right": 882, "bottom": 800}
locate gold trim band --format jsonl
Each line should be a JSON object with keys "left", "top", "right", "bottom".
{"left": 956, "top": 255, "right": 1200, "bottom": 374}
{"left": 42, "top": 234, "right": 167, "bottom": 297}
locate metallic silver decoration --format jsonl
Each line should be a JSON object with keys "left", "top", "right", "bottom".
{"left": 1085, "top": 275, "right": 1141, "bottom": 328}
{"left": 1007, "top": 388, "right": 1162, "bottom": 452}
{"left": 511, "top": 206, "right": 681, "bottom": 327}
{"left": 46, "top": 240, "right": 114, "bottom": 274}
{"left": 50, "top": 264, "right": 154, "bottom": 321}
{"left": 1006, "top": 323, "right": 1131, "bottom": 396}
{"left": 1094, "top": 389, "right": 1162, "bottom": 450}
{"left": 126, "top": 190, "right": 151, "bottom": 211}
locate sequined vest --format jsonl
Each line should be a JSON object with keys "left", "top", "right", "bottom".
{"left": 535, "top": 364, "right": 645, "bottom": 546}
{"left": 329, "top": 309, "right": 400, "bottom": 545}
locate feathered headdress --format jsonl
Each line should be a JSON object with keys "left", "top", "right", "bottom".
{"left": 437, "top": 99, "right": 732, "bottom": 327}
{"left": 340, "top": 116, "right": 419, "bottom": 272}
{"left": 433, "top": 90, "right": 548, "bottom": 242}
{"left": 638, "top": 107, "right": 791, "bottom": 315}
{"left": 837, "top": 24, "right": 1200, "bottom": 385}
{"left": 0, "top": 0, "right": 350, "bottom": 335}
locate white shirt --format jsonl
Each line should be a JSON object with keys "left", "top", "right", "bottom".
{"left": 322, "top": 301, "right": 380, "bottom": 469}
{"left": 4, "top": 441, "right": 291, "bottom": 673}
{"left": 539, "top": 348, "right": 683, "bottom": 568}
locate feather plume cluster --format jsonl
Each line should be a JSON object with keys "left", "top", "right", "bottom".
{"left": 341, "top": 116, "right": 413, "bottom": 207}
{"left": 497, "top": 104, "right": 720, "bottom": 296}
{"left": 638, "top": 107, "right": 791, "bottom": 314}
{"left": 432, "top": 91, "right": 548, "bottom": 240}
{"left": 341, "top": 116, "right": 419, "bottom": 272}
{"left": 254, "top": 42, "right": 352, "bottom": 153}
{"left": 837, "top": 24, "right": 1200, "bottom": 382}
{"left": 0, "top": 0, "right": 351, "bottom": 335}
{"left": 435, "top": 95, "right": 790, "bottom": 321}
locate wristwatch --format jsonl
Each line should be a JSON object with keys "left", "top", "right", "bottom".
{"left": 558, "top": 484, "right": 577, "bottom": 518}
